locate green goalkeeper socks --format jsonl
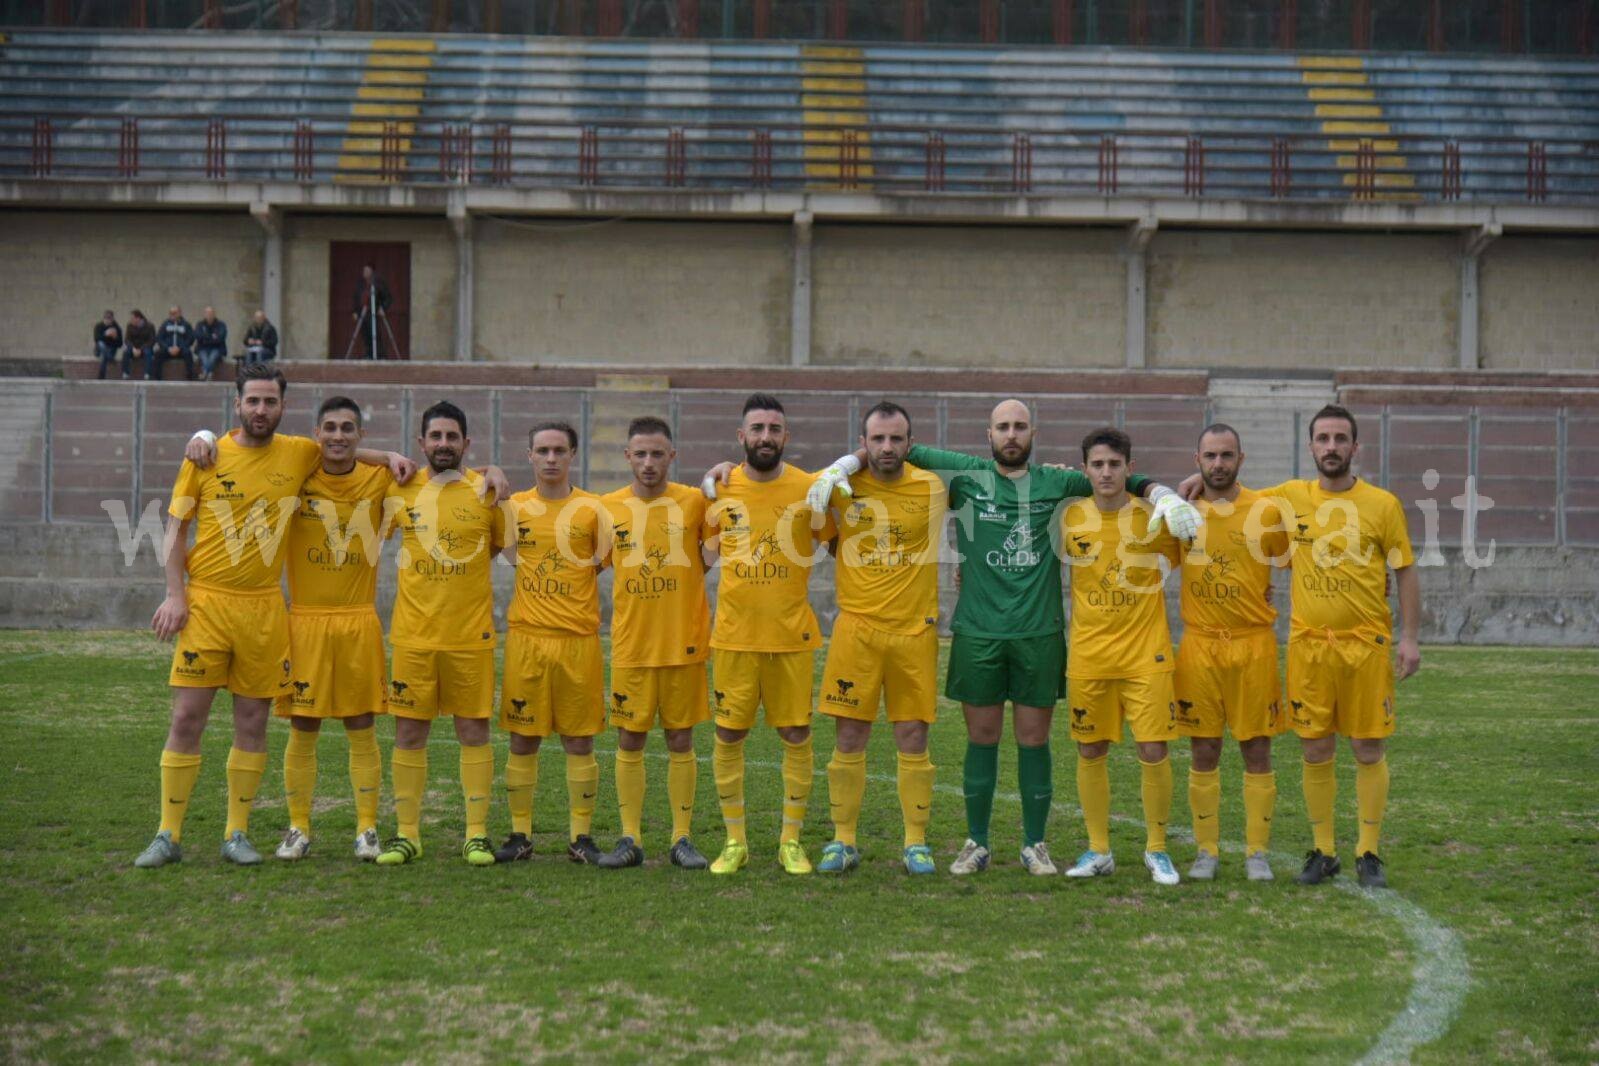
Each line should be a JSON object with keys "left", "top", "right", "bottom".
{"left": 962, "top": 741, "right": 999, "bottom": 848}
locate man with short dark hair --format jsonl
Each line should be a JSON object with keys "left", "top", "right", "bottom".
{"left": 194, "top": 307, "right": 229, "bottom": 381}
{"left": 378, "top": 401, "right": 510, "bottom": 868}
{"left": 123, "top": 310, "right": 156, "bottom": 380}
{"left": 494, "top": 420, "right": 609, "bottom": 865}
{"left": 94, "top": 310, "right": 122, "bottom": 380}
{"left": 595, "top": 416, "right": 714, "bottom": 871}
{"left": 153, "top": 306, "right": 196, "bottom": 381}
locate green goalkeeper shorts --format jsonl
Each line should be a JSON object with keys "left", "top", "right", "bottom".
{"left": 946, "top": 631, "right": 1066, "bottom": 709}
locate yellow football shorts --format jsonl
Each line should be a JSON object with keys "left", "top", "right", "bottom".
{"left": 1066, "top": 671, "right": 1178, "bottom": 744}
{"left": 274, "top": 606, "right": 388, "bottom": 719}
{"left": 712, "top": 648, "right": 815, "bottom": 731}
{"left": 1174, "top": 627, "right": 1284, "bottom": 741}
{"left": 168, "top": 584, "right": 292, "bottom": 699}
{"left": 609, "top": 662, "right": 710, "bottom": 732}
{"left": 388, "top": 645, "right": 495, "bottom": 720}
{"left": 818, "top": 612, "right": 938, "bottom": 724}
{"left": 1286, "top": 631, "right": 1396, "bottom": 740}
{"left": 501, "top": 628, "right": 605, "bottom": 737}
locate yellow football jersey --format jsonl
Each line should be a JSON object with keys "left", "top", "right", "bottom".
{"left": 1062, "top": 498, "right": 1183, "bottom": 679}
{"left": 285, "top": 463, "right": 395, "bottom": 609}
{"left": 168, "top": 432, "right": 322, "bottom": 591}
{"left": 1258, "top": 478, "right": 1415, "bottom": 637}
{"left": 705, "top": 464, "right": 823, "bottom": 652}
{"left": 602, "top": 482, "right": 711, "bottom": 668}
{"left": 830, "top": 463, "right": 946, "bottom": 635}
{"left": 1179, "top": 486, "right": 1290, "bottom": 632}
{"left": 387, "top": 468, "right": 507, "bottom": 650}
{"left": 507, "top": 487, "right": 604, "bottom": 636}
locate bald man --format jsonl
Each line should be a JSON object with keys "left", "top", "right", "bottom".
{"left": 810, "top": 399, "right": 1201, "bottom": 875}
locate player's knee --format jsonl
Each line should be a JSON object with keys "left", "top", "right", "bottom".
{"left": 1137, "top": 740, "right": 1169, "bottom": 763}
{"left": 715, "top": 725, "right": 749, "bottom": 744}
{"left": 509, "top": 732, "right": 541, "bottom": 756}
{"left": 560, "top": 734, "right": 595, "bottom": 756}
{"left": 1190, "top": 737, "right": 1223, "bottom": 771}
{"left": 832, "top": 718, "right": 870, "bottom": 753}
{"left": 663, "top": 727, "right": 695, "bottom": 753}
{"left": 1349, "top": 737, "right": 1385, "bottom": 764}
{"left": 775, "top": 724, "right": 810, "bottom": 745}
{"left": 615, "top": 727, "right": 648, "bottom": 752}
{"left": 892, "top": 721, "right": 929, "bottom": 754}
{"left": 342, "top": 713, "right": 375, "bottom": 732}
{"left": 1238, "top": 737, "right": 1272, "bottom": 773}
{"left": 1076, "top": 740, "right": 1109, "bottom": 760}
{"left": 454, "top": 716, "right": 490, "bottom": 746}
{"left": 393, "top": 716, "right": 430, "bottom": 749}
{"left": 290, "top": 715, "right": 323, "bottom": 734}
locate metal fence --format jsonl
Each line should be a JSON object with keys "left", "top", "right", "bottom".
{"left": 6, "top": 114, "right": 1595, "bottom": 204}
{"left": 14, "top": 381, "right": 1599, "bottom": 548}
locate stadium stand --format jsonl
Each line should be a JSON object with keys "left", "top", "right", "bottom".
{"left": 2, "top": 30, "right": 1596, "bottom": 201}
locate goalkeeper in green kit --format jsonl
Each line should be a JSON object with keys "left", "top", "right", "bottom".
{"left": 806, "top": 399, "right": 1202, "bottom": 875}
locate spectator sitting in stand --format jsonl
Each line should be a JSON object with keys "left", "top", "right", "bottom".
{"left": 94, "top": 310, "right": 122, "bottom": 380}
{"left": 151, "top": 305, "right": 196, "bottom": 380}
{"left": 122, "top": 310, "right": 156, "bottom": 380}
{"left": 194, "top": 305, "right": 229, "bottom": 381}
{"left": 241, "top": 309, "right": 278, "bottom": 366}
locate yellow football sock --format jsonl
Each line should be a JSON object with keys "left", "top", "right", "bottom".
{"left": 1077, "top": 754, "right": 1111, "bottom": 854}
{"left": 158, "top": 749, "right": 201, "bottom": 842}
{"left": 896, "top": 750, "right": 935, "bottom": 848}
{"left": 506, "top": 751, "right": 538, "bottom": 837}
{"left": 225, "top": 747, "right": 267, "bottom": 839}
{"left": 713, "top": 737, "right": 746, "bottom": 845}
{"left": 1141, "top": 756, "right": 1173, "bottom": 853}
{"left": 780, "top": 736, "right": 813, "bottom": 844}
{"left": 1243, "top": 770, "right": 1277, "bottom": 855}
{"left": 827, "top": 749, "right": 866, "bottom": 847}
{"left": 616, "top": 748, "right": 645, "bottom": 841}
{"left": 460, "top": 744, "right": 494, "bottom": 841}
{"left": 1356, "top": 757, "right": 1389, "bottom": 857}
{"left": 392, "top": 746, "right": 427, "bottom": 842}
{"left": 283, "top": 728, "right": 318, "bottom": 834}
{"left": 1303, "top": 758, "right": 1338, "bottom": 855}
{"left": 346, "top": 726, "right": 381, "bottom": 835}
{"left": 1188, "top": 766, "right": 1221, "bottom": 855}
{"left": 566, "top": 752, "right": 599, "bottom": 841}
{"left": 668, "top": 750, "right": 698, "bottom": 841}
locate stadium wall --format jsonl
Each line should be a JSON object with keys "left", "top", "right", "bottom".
{"left": 5, "top": 209, "right": 1599, "bottom": 371}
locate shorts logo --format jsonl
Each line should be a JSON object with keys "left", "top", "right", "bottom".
{"left": 1155, "top": 654, "right": 1165, "bottom": 663}
{"left": 174, "top": 648, "right": 206, "bottom": 678}
{"left": 713, "top": 690, "right": 725, "bottom": 707}
{"left": 293, "top": 681, "right": 311, "bottom": 696}
{"left": 391, "top": 680, "right": 409, "bottom": 697}
{"left": 511, "top": 698, "right": 527, "bottom": 715}
{"left": 182, "top": 650, "right": 199, "bottom": 665}
{"left": 612, "top": 692, "right": 630, "bottom": 718}
{"left": 823, "top": 678, "right": 858, "bottom": 709}
{"left": 1070, "top": 706, "right": 1088, "bottom": 728}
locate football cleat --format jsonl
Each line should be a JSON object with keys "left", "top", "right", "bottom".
{"left": 1355, "top": 851, "right": 1388, "bottom": 888}
{"left": 1064, "top": 850, "right": 1115, "bottom": 878}
{"left": 903, "top": 844, "right": 936, "bottom": 875}
{"left": 275, "top": 827, "right": 312, "bottom": 861}
{"left": 1020, "top": 842, "right": 1058, "bottom": 876}
{"left": 948, "top": 838, "right": 991, "bottom": 876}
{"left": 1296, "top": 849, "right": 1341, "bottom": 885}
{"left": 816, "top": 840, "right": 860, "bottom": 873}
{"left": 1187, "top": 849, "right": 1219, "bottom": 881}
{"left": 494, "top": 832, "right": 534, "bottom": 864}
{"left": 375, "top": 836, "right": 422, "bottom": 866}
{"left": 1144, "top": 851, "right": 1180, "bottom": 886}
{"left": 463, "top": 836, "right": 496, "bottom": 867}
{"left": 220, "top": 831, "right": 263, "bottom": 866}
{"left": 669, "top": 836, "right": 709, "bottom": 870}
{"left": 567, "top": 834, "right": 603, "bottom": 865}
{"left": 354, "top": 828, "right": 382, "bottom": 862}
{"left": 710, "top": 839, "right": 749, "bottom": 875}
{"left": 777, "top": 839, "right": 813, "bottom": 875}
{"left": 597, "top": 835, "right": 644, "bottom": 869}
{"left": 134, "top": 830, "right": 182, "bottom": 869}
{"left": 1245, "top": 851, "right": 1275, "bottom": 881}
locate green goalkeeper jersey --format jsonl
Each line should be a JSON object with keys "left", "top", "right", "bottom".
{"left": 908, "top": 444, "right": 1149, "bottom": 640}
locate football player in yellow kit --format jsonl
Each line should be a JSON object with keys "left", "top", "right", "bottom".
{"left": 1060, "top": 428, "right": 1186, "bottom": 886}
{"left": 1175, "top": 425, "right": 1290, "bottom": 882}
{"left": 699, "top": 394, "right": 826, "bottom": 876}
{"left": 494, "top": 421, "right": 608, "bottom": 865}
{"left": 595, "top": 417, "right": 714, "bottom": 870}
{"left": 377, "top": 401, "right": 510, "bottom": 868}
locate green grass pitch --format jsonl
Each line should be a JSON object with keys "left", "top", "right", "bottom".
{"left": 1, "top": 633, "right": 1594, "bottom": 1062}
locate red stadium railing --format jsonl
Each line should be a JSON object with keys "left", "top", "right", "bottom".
{"left": 2, "top": 113, "right": 1595, "bottom": 204}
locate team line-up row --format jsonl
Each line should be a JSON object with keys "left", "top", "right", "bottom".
{"left": 134, "top": 365, "right": 1420, "bottom": 891}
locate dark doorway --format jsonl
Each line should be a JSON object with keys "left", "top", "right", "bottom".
{"left": 329, "top": 241, "right": 411, "bottom": 359}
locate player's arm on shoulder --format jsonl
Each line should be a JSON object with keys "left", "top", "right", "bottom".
{"left": 151, "top": 513, "right": 193, "bottom": 640}
{"left": 355, "top": 446, "right": 417, "bottom": 485}
{"left": 906, "top": 443, "right": 988, "bottom": 480}
{"left": 1147, "top": 484, "right": 1203, "bottom": 541}
{"left": 805, "top": 450, "right": 864, "bottom": 513}
{"left": 184, "top": 428, "right": 219, "bottom": 468}
{"left": 700, "top": 460, "right": 737, "bottom": 499}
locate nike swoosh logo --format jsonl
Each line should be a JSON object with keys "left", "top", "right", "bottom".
{"left": 358, "top": 788, "right": 376, "bottom": 793}
{"left": 915, "top": 804, "right": 929, "bottom": 810}
{"left": 168, "top": 798, "right": 183, "bottom": 804}
{"left": 679, "top": 805, "right": 693, "bottom": 812}
{"left": 581, "top": 792, "right": 596, "bottom": 800}
{"left": 1197, "top": 813, "right": 1214, "bottom": 820}
{"left": 788, "top": 795, "right": 805, "bottom": 802}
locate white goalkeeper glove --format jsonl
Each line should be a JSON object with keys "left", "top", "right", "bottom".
{"left": 1148, "top": 484, "right": 1203, "bottom": 541}
{"left": 805, "top": 453, "right": 861, "bottom": 514}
